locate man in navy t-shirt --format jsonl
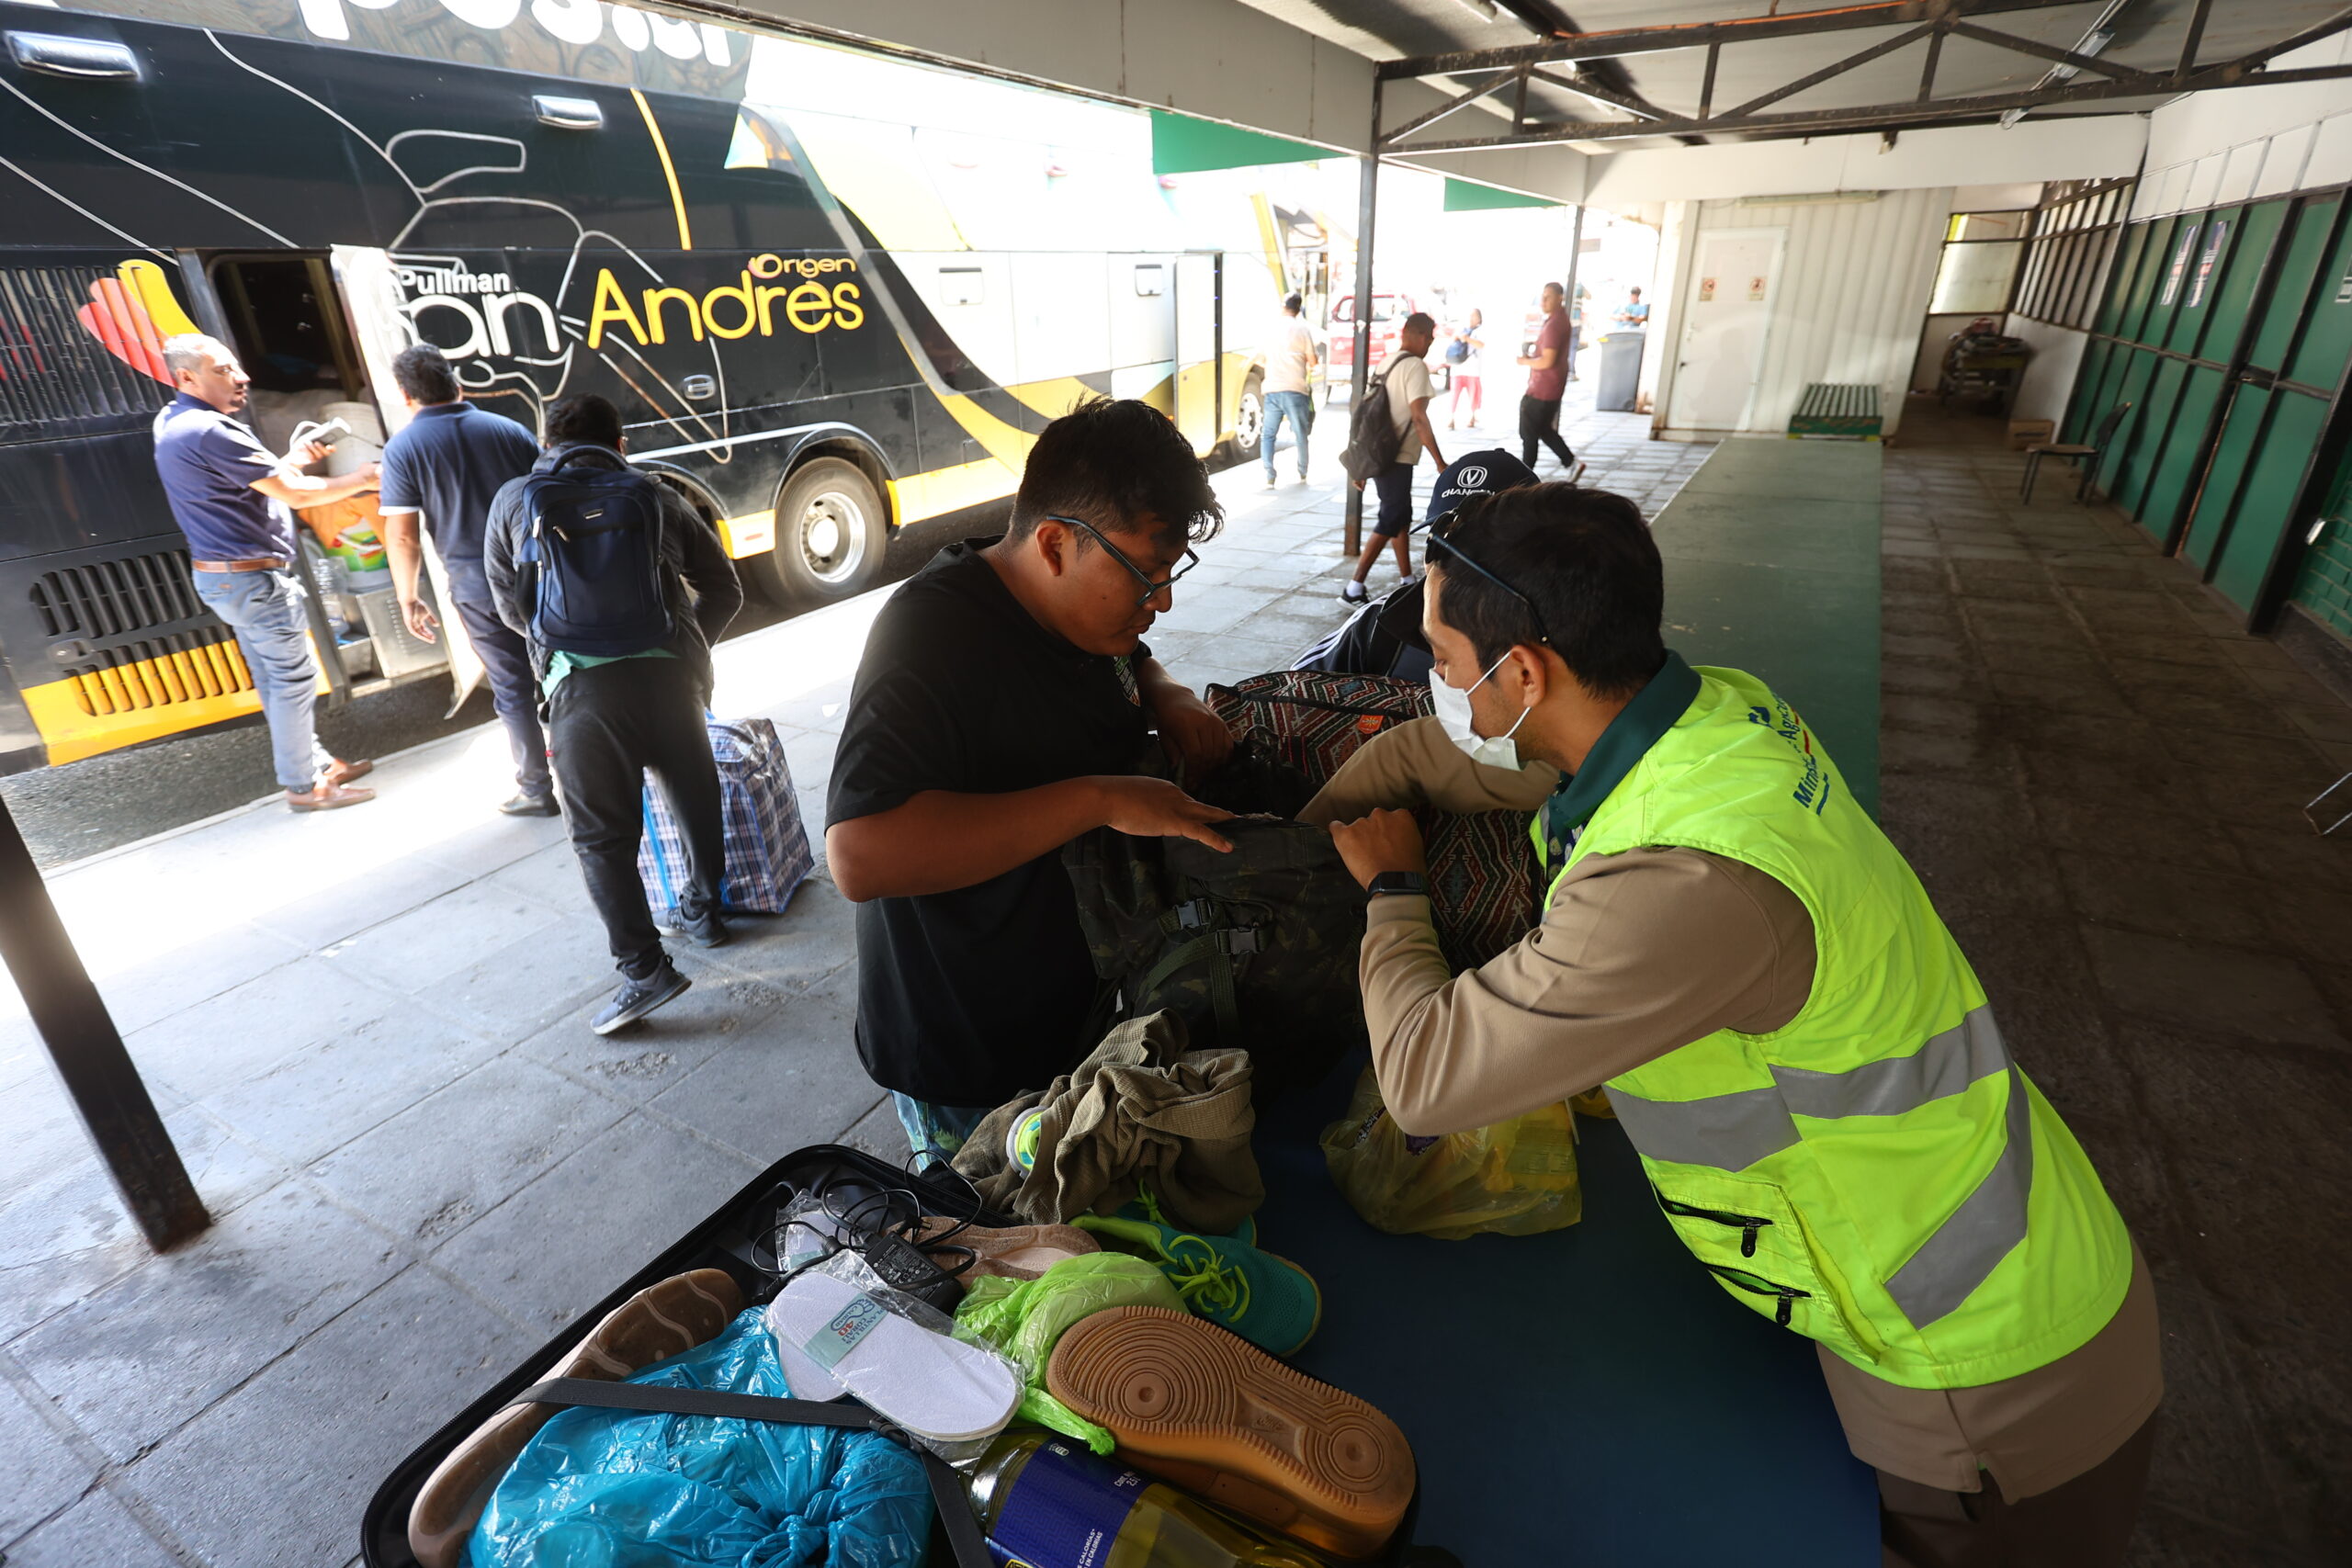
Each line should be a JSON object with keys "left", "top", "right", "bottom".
{"left": 153, "top": 334, "right": 381, "bottom": 811}
{"left": 377, "top": 345, "right": 555, "bottom": 815}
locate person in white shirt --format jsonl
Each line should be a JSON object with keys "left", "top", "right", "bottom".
{"left": 1261, "top": 293, "right": 1318, "bottom": 486}
{"left": 1340, "top": 311, "right": 1442, "bottom": 604}
{"left": 1445, "top": 309, "right": 1486, "bottom": 430}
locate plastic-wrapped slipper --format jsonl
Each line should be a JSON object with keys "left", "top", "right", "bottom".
{"left": 766, "top": 1269, "right": 1022, "bottom": 1443}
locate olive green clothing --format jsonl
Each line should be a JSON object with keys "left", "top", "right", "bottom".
{"left": 1306, "top": 713, "right": 2160, "bottom": 1498}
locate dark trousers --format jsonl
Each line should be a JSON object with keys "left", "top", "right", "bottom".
{"left": 449, "top": 590, "right": 549, "bottom": 800}
{"left": 1879, "top": 1412, "right": 2158, "bottom": 1568}
{"left": 1370, "top": 460, "right": 1416, "bottom": 537}
{"left": 545, "top": 658, "right": 722, "bottom": 980}
{"left": 1519, "top": 393, "right": 1575, "bottom": 468}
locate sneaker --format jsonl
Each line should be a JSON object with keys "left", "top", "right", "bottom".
{"left": 406, "top": 1269, "right": 742, "bottom": 1568}
{"left": 1338, "top": 581, "right": 1368, "bottom": 606}
{"left": 1263, "top": 472, "right": 1278, "bottom": 488}
{"left": 912, "top": 1213, "right": 1100, "bottom": 1282}
{"left": 499, "top": 791, "right": 560, "bottom": 817}
{"left": 1046, "top": 1305, "right": 1415, "bottom": 1561}
{"left": 1076, "top": 1191, "right": 1320, "bottom": 1356}
{"left": 667, "top": 908, "right": 731, "bottom": 948}
{"left": 591, "top": 964, "right": 690, "bottom": 1034}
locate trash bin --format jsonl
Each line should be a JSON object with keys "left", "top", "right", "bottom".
{"left": 1596, "top": 329, "right": 1645, "bottom": 412}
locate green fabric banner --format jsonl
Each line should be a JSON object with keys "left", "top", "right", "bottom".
{"left": 1150, "top": 110, "right": 1330, "bottom": 175}
{"left": 1443, "top": 178, "right": 1559, "bottom": 212}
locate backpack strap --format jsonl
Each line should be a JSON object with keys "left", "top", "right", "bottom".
{"left": 1141, "top": 901, "right": 1261, "bottom": 1037}
{"left": 510, "top": 1377, "right": 992, "bottom": 1566}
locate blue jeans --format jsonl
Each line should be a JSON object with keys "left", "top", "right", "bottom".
{"left": 1261, "top": 390, "right": 1312, "bottom": 479}
{"left": 192, "top": 567, "right": 329, "bottom": 792}
{"left": 891, "top": 1093, "right": 993, "bottom": 1170}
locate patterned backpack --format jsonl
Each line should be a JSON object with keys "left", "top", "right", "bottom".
{"left": 1205, "top": 671, "right": 1541, "bottom": 972}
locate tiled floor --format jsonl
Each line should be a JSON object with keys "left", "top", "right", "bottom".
{"left": 1875, "top": 402, "right": 2352, "bottom": 1567}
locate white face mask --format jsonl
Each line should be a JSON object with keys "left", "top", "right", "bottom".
{"left": 1430, "top": 652, "right": 1531, "bottom": 772}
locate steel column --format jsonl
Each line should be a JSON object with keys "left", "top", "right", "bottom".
{"left": 1564, "top": 202, "right": 1588, "bottom": 389}
{"left": 0, "top": 795, "right": 209, "bottom": 1251}
{"left": 1344, "top": 77, "right": 1382, "bottom": 559}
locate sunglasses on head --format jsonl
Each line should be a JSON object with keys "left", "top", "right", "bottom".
{"left": 1428, "top": 507, "right": 1552, "bottom": 648}
{"left": 1043, "top": 514, "right": 1201, "bottom": 609}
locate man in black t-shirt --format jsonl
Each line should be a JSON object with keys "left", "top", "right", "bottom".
{"left": 827, "top": 400, "right": 1236, "bottom": 1165}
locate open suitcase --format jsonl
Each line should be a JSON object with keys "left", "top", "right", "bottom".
{"left": 362, "top": 1143, "right": 1437, "bottom": 1567}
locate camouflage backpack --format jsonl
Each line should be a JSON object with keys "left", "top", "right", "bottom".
{"left": 1206, "top": 671, "right": 1541, "bottom": 971}
{"left": 1062, "top": 743, "right": 1366, "bottom": 1100}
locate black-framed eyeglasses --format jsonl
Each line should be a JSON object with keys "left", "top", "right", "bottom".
{"left": 1046, "top": 514, "right": 1201, "bottom": 609}
{"left": 1427, "top": 512, "right": 1551, "bottom": 647}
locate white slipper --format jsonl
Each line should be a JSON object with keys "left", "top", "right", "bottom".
{"left": 765, "top": 1271, "right": 1021, "bottom": 1443}
{"left": 772, "top": 1325, "right": 850, "bottom": 1403}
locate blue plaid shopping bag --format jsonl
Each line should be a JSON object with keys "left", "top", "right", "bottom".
{"left": 636, "top": 715, "right": 813, "bottom": 915}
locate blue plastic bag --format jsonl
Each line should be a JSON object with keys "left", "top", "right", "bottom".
{"left": 469, "top": 1306, "right": 932, "bottom": 1567}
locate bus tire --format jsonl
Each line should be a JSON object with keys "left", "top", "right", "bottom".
{"left": 752, "top": 457, "right": 890, "bottom": 606}
{"left": 1228, "top": 370, "right": 1264, "bottom": 460}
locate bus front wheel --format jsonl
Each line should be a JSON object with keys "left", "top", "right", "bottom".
{"left": 752, "top": 457, "right": 890, "bottom": 606}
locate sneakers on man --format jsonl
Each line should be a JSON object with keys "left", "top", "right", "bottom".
{"left": 591, "top": 963, "right": 691, "bottom": 1033}
{"left": 499, "top": 791, "right": 560, "bottom": 818}
{"left": 1338, "top": 581, "right": 1368, "bottom": 606}
{"left": 1076, "top": 1190, "right": 1319, "bottom": 1356}
{"left": 1046, "top": 1305, "right": 1416, "bottom": 1561}
{"left": 287, "top": 781, "right": 375, "bottom": 812}
{"left": 406, "top": 1268, "right": 743, "bottom": 1568}
{"left": 667, "top": 908, "right": 731, "bottom": 948}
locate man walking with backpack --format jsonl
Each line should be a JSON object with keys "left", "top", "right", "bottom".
{"left": 1339, "top": 311, "right": 1443, "bottom": 606}
{"left": 484, "top": 395, "right": 744, "bottom": 1033}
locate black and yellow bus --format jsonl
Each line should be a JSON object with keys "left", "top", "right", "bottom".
{"left": 0, "top": 0, "right": 1270, "bottom": 773}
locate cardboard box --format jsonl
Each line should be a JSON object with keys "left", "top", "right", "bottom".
{"left": 2007, "top": 419, "right": 2055, "bottom": 451}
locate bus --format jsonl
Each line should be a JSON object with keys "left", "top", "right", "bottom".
{"left": 0, "top": 0, "right": 1289, "bottom": 773}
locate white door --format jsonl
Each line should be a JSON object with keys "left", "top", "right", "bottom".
{"left": 1667, "top": 227, "right": 1785, "bottom": 432}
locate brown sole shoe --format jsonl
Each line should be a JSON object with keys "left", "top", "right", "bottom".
{"left": 287, "top": 782, "right": 374, "bottom": 811}
{"left": 324, "top": 757, "right": 374, "bottom": 784}
{"left": 407, "top": 1268, "right": 742, "bottom": 1568}
{"left": 1046, "top": 1305, "right": 1414, "bottom": 1559}
{"left": 913, "top": 1214, "right": 1099, "bottom": 1281}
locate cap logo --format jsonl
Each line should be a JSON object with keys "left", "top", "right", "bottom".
{"left": 1459, "top": 465, "right": 1487, "bottom": 488}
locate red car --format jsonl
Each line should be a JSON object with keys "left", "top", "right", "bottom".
{"left": 1323, "top": 291, "right": 1416, "bottom": 400}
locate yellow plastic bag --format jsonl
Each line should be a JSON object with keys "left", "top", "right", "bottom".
{"left": 1319, "top": 1067, "right": 1582, "bottom": 1240}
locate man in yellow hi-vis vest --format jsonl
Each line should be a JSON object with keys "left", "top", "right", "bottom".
{"left": 1312, "top": 482, "right": 2159, "bottom": 1568}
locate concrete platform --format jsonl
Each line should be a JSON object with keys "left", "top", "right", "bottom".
{"left": 0, "top": 398, "right": 1689, "bottom": 1567}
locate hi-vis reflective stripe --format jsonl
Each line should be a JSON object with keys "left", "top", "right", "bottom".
{"left": 1611, "top": 1005, "right": 2015, "bottom": 1169}
{"left": 1885, "top": 1066, "right": 2033, "bottom": 1327}
{"left": 1611, "top": 1005, "right": 2030, "bottom": 1329}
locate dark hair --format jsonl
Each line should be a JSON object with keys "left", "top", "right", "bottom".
{"left": 1283, "top": 292, "right": 1304, "bottom": 313}
{"left": 1629, "top": 287, "right": 1642, "bottom": 297}
{"left": 1430, "top": 482, "right": 1664, "bottom": 699}
{"left": 543, "top": 393, "right": 623, "bottom": 449}
{"left": 1008, "top": 397, "right": 1223, "bottom": 547}
{"left": 1402, "top": 311, "right": 1436, "bottom": 335}
{"left": 391, "top": 344, "right": 458, "bottom": 405}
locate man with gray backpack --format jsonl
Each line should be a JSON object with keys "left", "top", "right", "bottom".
{"left": 485, "top": 394, "right": 744, "bottom": 1033}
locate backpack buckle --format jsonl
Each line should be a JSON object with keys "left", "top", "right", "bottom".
{"left": 1172, "top": 899, "right": 1214, "bottom": 931}
{"left": 1224, "top": 928, "right": 1261, "bottom": 957}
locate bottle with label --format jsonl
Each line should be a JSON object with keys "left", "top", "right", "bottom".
{"left": 968, "top": 1430, "right": 1331, "bottom": 1568}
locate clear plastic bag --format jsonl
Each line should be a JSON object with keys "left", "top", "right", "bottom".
{"left": 1319, "top": 1066, "right": 1583, "bottom": 1240}
{"left": 468, "top": 1305, "right": 932, "bottom": 1567}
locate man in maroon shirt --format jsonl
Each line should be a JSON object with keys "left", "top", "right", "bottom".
{"left": 1515, "top": 282, "right": 1577, "bottom": 473}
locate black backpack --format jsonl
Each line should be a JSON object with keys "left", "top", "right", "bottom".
{"left": 1062, "top": 743, "right": 1367, "bottom": 1100}
{"left": 1340, "top": 362, "right": 1406, "bottom": 484}
{"left": 514, "top": 456, "right": 676, "bottom": 656}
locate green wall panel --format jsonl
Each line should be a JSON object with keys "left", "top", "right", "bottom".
{"left": 2212, "top": 390, "right": 2330, "bottom": 611}
{"left": 2287, "top": 210, "right": 2352, "bottom": 390}
{"left": 2198, "top": 199, "right": 2288, "bottom": 364}
{"left": 2250, "top": 197, "right": 2340, "bottom": 371}
{"left": 2094, "top": 224, "right": 2151, "bottom": 338}
{"left": 2142, "top": 365, "right": 2227, "bottom": 546}
{"left": 2183, "top": 383, "right": 2272, "bottom": 569}
{"left": 2114, "top": 356, "right": 2189, "bottom": 517}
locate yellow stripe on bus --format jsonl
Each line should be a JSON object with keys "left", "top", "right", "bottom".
{"left": 632, "top": 88, "right": 694, "bottom": 252}
{"left": 21, "top": 639, "right": 331, "bottom": 767}
{"left": 890, "top": 457, "right": 1018, "bottom": 525}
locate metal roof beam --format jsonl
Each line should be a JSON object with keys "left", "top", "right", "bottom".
{"left": 1527, "top": 64, "right": 1663, "bottom": 121}
{"left": 1721, "top": 21, "right": 1934, "bottom": 121}
{"left": 1947, "top": 18, "right": 2166, "bottom": 88}
{"left": 1375, "top": 1, "right": 2086, "bottom": 81}
{"left": 1399, "top": 59, "right": 2352, "bottom": 151}
{"left": 1379, "top": 68, "right": 1525, "bottom": 147}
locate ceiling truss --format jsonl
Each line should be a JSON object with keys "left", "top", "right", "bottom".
{"left": 1374, "top": 0, "right": 2352, "bottom": 152}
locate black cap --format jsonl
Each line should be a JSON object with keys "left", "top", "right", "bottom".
{"left": 1426, "top": 448, "right": 1539, "bottom": 524}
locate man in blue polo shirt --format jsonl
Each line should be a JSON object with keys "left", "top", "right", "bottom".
{"left": 153, "top": 334, "right": 382, "bottom": 811}
{"left": 377, "top": 344, "right": 555, "bottom": 816}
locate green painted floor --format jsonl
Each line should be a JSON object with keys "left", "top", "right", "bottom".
{"left": 1651, "top": 439, "right": 1883, "bottom": 814}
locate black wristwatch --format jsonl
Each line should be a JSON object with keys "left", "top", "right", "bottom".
{"left": 1366, "top": 870, "right": 1429, "bottom": 898}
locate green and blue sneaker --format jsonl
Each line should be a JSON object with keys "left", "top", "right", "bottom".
{"left": 1077, "top": 1190, "right": 1319, "bottom": 1356}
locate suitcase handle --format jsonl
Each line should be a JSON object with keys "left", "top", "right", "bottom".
{"left": 511, "top": 1377, "right": 992, "bottom": 1566}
